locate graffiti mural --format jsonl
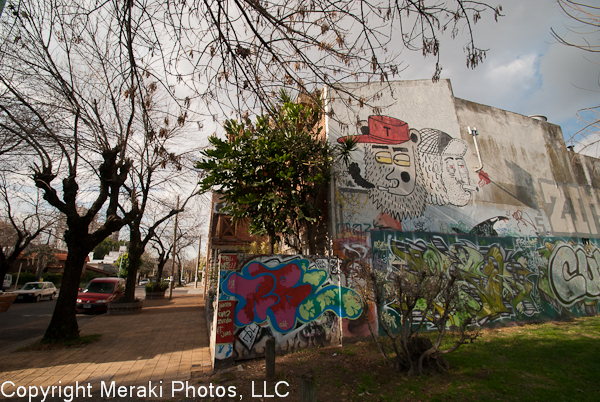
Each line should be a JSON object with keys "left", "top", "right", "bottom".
{"left": 332, "top": 117, "right": 553, "bottom": 238}
{"left": 418, "top": 128, "right": 478, "bottom": 207}
{"left": 338, "top": 116, "right": 427, "bottom": 226}
{"left": 337, "top": 116, "right": 478, "bottom": 228}
{"left": 215, "top": 255, "right": 363, "bottom": 363}
{"left": 548, "top": 242, "right": 600, "bottom": 307}
{"left": 223, "top": 258, "right": 362, "bottom": 333}
{"left": 539, "top": 178, "right": 600, "bottom": 236}
{"left": 213, "top": 236, "right": 600, "bottom": 366}
{"left": 369, "top": 231, "right": 600, "bottom": 330}
{"left": 333, "top": 230, "right": 379, "bottom": 336}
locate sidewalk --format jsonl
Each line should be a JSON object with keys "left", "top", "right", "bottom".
{"left": 0, "top": 285, "right": 212, "bottom": 400}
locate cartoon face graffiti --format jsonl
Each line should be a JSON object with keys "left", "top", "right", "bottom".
{"left": 339, "top": 116, "right": 427, "bottom": 220}
{"left": 364, "top": 140, "right": 419, "bottom": 196}
{"left": 418, "top": 128, "right": 477, "bottom": 207}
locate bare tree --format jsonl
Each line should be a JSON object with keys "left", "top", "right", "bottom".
{"left": 0, "top": 173, "right": 56, "bottom": 288}
{"left": 149, "top": 231, "right": 174, "bottom": 285}
{"left": 119, "top": 82, "right": 202, "bottom": 303}
{"left": 149, "top": 197, "right": 206, "bottom": 285}
{"left": 355, "top": 258, "right": 478, "bottom": 376}
{"left": 0, "top": 0, "right": 167, "bottom": 341}
{"left": 166, "top": 0, "right": 502, "bottom": 117}
{"left": 552, "top": 1, "right": 600, "bottom": 153}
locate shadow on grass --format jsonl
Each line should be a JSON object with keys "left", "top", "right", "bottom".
{"left": 424, "top": 319, "right": 600, "bottom": 402}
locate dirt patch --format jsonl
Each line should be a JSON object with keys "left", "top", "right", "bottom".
{"left": 189, "top": 340, "right": 433, "bottom": 402}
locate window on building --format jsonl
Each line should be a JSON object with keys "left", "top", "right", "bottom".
{"left": 218, "top": 215, "right": 236, "bottom": 238}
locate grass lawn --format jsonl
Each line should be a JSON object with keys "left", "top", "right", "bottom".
{"left": 197, "top": 316, "right": 600, "bottom": 401}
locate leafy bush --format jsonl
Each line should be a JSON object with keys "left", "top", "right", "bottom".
{"left": 146, "top": 281, "right": 169, "bottom": 292}
{"left": 17, "top": 272, "right": 38, "bottom": 286}
{"left": 356, "top": 259, "right": 479, "bottom": 376}
{"left": 42, "top": 273, "right": 63, "bottom": 286}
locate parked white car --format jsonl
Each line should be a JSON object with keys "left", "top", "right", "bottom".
{"left": 14, "top": 282, "right": 57, "bottom": 302}
{"left": 2, "top": 274, "right": 12, "bottom": 291}
{"left": 139, "top": 278, "right": 150, "bottom": 286}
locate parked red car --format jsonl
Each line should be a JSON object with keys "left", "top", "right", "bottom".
{"left": 76, "top": 277, "right": 125, "bottom": 313}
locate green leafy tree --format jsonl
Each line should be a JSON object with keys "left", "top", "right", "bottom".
{"left": 198, "top": 91, "right": 355, "bottom": 254}
{"left": 114, "top": 253, "right": 140, "bottom": 279}
{"left": 92, "top": 237, "right": 126, "bottom": 260}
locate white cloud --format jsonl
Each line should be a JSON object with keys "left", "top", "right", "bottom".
{"left": 487, "top": 56, "right": 539, "bottom": 88}
{"left": 393, "top": 0, "right": 600, "bottom": 148}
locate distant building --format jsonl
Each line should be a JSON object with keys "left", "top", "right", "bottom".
{"left": 86, "top": 246, "right": 127, "bottom": 276}
{"left": 9, "top": 251, "right": 92, "bottom": 277}
{"left": 205, "top": 193, "right": 268, "bottom": 278}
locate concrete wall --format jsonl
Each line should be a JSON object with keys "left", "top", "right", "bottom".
{"left": 326, "top": 78, "right": 600, "bottom": 240}
{"left": 326, "top": 79, "right": 600, "bottom": 335}
{"left": 454, "top": 97, "right": 600, "bottom": 237}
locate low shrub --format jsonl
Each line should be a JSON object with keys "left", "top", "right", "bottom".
{"left": 146, "top": 281, "right": 169, "bottom": 292}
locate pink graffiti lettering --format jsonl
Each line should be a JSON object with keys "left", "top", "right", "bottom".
{"left": 227, "top": 262, "right": 312, "bottom": 332}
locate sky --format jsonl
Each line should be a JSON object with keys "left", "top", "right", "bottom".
{"left": 391, "top": 0, "right": 600, "bottom": 154}
{"left": 4, "top": 0, "right": 599, "bottom": 257}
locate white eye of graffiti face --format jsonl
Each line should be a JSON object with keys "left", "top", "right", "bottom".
{"left": 445, "top": 157, "right": 456, "bottom": 176}
{"left": 457, "top": 158, "right": 468, "bottom": 180}
{"left": 393, "top": 154, "right": 410, "bottom": 167}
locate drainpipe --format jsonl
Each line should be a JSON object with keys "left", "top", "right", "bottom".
{"left": 469, "top": 126, "right": 483, "bottom": 172}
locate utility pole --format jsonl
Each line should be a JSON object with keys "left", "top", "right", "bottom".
{"left": 194, "top": 236, "right": 202, "bottom": 289}
{"left": 168, "top": 196, "right": 180, "bottom": 300}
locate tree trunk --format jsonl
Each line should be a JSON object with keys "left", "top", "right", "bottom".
{"left": 123, "top": 229, "right": 142, "bottom": 303}
{"left": 268, "top": 233, "right": 275, "bottom": 254}
{"left": 156, "top": 258, "right": 166, "bottom": 282}
{"left": 0, "top": 261, "right": 10, "bottom": 290}
{"left": 42, "top": 248, "right": 88, "bottom": 341}
{"left": 307, "top": 223, "right": 316, "bottom": 255}
{"left": 124, "top": 251, "right": 142, "bottom": 303}
{"left": 176, "top": 259, "right": 182, "bottom": 286}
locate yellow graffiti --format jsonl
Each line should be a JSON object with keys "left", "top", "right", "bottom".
{"left": 373, "top": 240, "right": 388, "bottom": 251}
{"left": 303, "top": 271, "right": 327, "bottom": 287}
{"left": 316, "top": 289, "right": 337, "bottom": 311}
{"left": 299, "top": 299, "right": 316, "bottom": 320}
{"left": 342, "top": 292, "right": 363, "bottom": 317}
{"left": 335, "top": 190, "right": 369, "bottom": 213}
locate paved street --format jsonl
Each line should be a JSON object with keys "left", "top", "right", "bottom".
{"left": 0, "top": 284, "right": 211, "bottom": 401}
{"left": 0, "top": 285, "right": 187, "bottom": 352}
{"left": 0, "top": 298, "right": 95, "bottom": 346}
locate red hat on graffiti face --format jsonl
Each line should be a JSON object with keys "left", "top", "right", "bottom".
{"left": 338, "top": 115, "right": 410, "bottom": 145}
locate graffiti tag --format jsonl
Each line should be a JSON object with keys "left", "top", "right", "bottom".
{"left": 223, "top": 259, "right": 362, "bottom": 333}
{"left": 549, "top": 243, "right": 600, "bottom": 306}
